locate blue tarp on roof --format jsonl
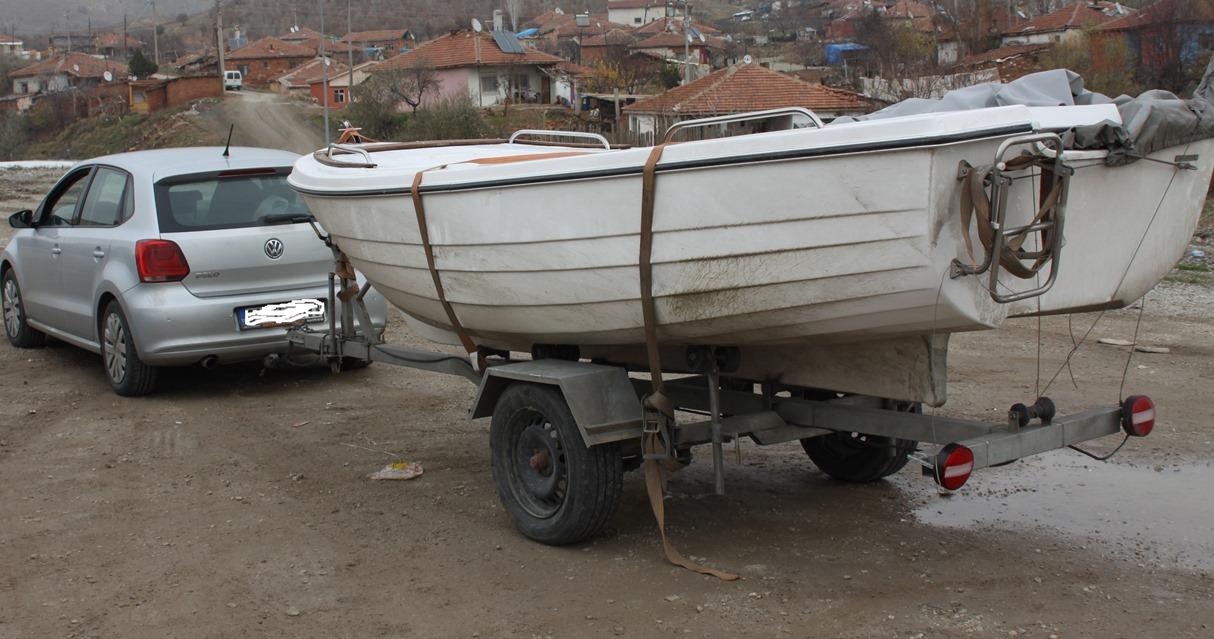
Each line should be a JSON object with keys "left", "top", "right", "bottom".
{"left": 825, "top": 43, "right": 867, "bottom": 65}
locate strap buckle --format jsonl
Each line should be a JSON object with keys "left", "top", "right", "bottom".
{"left": 641, "top": 400, "right": 675, "bottom": 461}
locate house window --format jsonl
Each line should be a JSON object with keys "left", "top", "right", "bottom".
{"left": 334, "top": 88, "right": 346, "bottom": 103}
{"left": 480, "top": 75, "right": 499, "bottom": 94}
{"left": 16, "top": 81, "right": 27, "bottom": 93}
{"left": 634, "top": 17, "right": 642, "bottom": 24}
{"left": 261, "top": 60, "right": 269, "bottom": 69}
{"left": 1200, "top": 32, "right": 1214, "bottom": 51}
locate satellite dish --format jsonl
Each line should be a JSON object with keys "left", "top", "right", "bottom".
{"left": 73, "top": 64, "right": 80, "bottom": 72}
{"left": 742, "top": 54, "right": 753, "bottom": 65}
{"left": 103, "top": 70, "right": 113, "bottom": 82}
{"left": 471, "top": 18, "right": 483, "bottom": 33}
{"left": 699, "top": 33, "right": 707, "bottom": 43}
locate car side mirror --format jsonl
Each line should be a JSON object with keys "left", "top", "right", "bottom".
{"left": 8, "top": 209, "right": 34, "bottom": 229}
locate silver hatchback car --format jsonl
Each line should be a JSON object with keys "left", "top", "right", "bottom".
{"left": 1, "top": 147, "right": 387, "bottom": 396}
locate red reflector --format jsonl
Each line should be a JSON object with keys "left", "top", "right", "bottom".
{"left": 1121, "top": 395, "right": 1155, "bottom": 437}
{"left": 136, "top": 239, "right": 190, "bottom": 283}
{"left": 934, "top": 444, "right": 974, "bottom": 492}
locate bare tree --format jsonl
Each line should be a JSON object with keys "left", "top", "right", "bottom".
{"left": 377, "top": 57, "right": 440, "bottom": 112}
{"left": 504, "top": 0, "right": 524, "bottom": 32}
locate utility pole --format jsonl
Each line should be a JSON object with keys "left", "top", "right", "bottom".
{"left": 123, "top": 14, "right": 129, "bottom": 61}
{"left": 65, "top": 11, "right": 71, "bottom": 52}
{"left": 320, "top": 0, "right": 331, "bottom": 146}
{"left": 347, "top": 0, "right": 354, "bottom": 103}
{"left": 216, "top": 0, "right": 226, "bottom": 77}
{"left": 683, "top": 2, "right": 692, "bottom": 85}
{"left": 150, "top": 0, "right": 160, "bottom": 65}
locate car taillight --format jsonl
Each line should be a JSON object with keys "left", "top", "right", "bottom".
{"left": 1121, "top": 395, "right": 1155, "bottom": 437}
{"left": 933, "top": 443, "right": 974, "bottom": 491}
{"left": 136, "top": 239, "right": 190, "bottom": 283}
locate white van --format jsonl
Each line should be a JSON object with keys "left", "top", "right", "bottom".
{"left": 223, "top": 70, "right": 242, "bottom": 91}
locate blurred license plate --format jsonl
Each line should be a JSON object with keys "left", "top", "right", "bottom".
{"left": 238, "top": 299, "right": 326, "bottom": 329}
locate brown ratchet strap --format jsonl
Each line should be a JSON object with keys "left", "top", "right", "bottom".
{"left": 638, "top": 143, "right": 739, "bottom": 582}
{"left": 959, "top": 155, "right": 1061, "bottom": 279}
{"left": 411, "top": 166, "right": 479, "bottom": 358}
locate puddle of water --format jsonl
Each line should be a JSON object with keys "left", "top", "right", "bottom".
{"left": 912, "top": 450, "right": 1214, "bottom": 571}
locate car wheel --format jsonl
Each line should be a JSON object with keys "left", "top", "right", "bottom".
{"left": 101, "top": 301, "right": 158, "bottom": 396}
{"left": 2, "top": 269, "right": 46, "bottom": 348}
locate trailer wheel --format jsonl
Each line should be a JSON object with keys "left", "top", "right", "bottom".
{"left": 801, "top": 401, "right": 919, "bottom": 483}
{"left": 490, "top": 383, "right": 623, "bottom": 545}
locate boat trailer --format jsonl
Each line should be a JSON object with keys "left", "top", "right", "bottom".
{"left": 285, "top": 264, "right": 1156, "bottom": 553}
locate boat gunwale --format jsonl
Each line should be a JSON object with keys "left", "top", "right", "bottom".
{"left": 289, "top": 123, "right": 1035, "bottom": 198}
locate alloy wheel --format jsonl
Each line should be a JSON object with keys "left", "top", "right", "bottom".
{"left": 2, "top": 278, "right": 20, "bottom": 339}
{"left": 103, "top": 312, "right": 128, "bottom": 384}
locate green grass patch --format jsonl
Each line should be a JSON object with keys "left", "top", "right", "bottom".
{"left": 1177, "top": 262, "right": 1210, "bottom": 272}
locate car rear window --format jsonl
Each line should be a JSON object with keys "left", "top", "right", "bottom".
{"left": 154, "top": 171, "right": 311, "bottom": 232}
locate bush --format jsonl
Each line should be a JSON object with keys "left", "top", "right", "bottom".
{"left": 0, "top": 112, "right": 27, "bottom": 161}
{"left": 343, "top": 90, "right": 489, "bottom": 142}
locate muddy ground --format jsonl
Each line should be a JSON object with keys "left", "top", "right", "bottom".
{"left": 1, "top": 168, "right": 1212, "bottom": 638}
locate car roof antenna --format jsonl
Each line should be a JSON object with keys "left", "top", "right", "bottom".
{"left": 222, "top": 124, "right": 234, "bottom": 158}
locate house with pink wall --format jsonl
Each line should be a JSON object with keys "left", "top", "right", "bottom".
{"left": 373, "top": 30, "right": 565, "bottom": 108}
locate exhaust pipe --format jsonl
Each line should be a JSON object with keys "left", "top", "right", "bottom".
{"left": 199, "top": 355, "right": 219, "bottom": 369}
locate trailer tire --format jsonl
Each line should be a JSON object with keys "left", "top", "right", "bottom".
{"left": 490, "top": 383, "right": 623, "bottom": 545}
{"left": 801, "top": 432, "right": 917, "bottom": 482}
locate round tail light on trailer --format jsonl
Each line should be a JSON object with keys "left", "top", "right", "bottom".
{"left": 933, "top": 443, "right": 975, "bottom": 492}
{"left": 1120, "top": 395, "right": 1155, "bottom": 437}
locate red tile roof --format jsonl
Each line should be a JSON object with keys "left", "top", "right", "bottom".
{"left": 624, "top": 64, "right": 868, "bottom": 115}
{"left": 93, "top": 32, "right": 142, "bottom": 49}
{"left": 582, "top": 29, "right": 638, "bottom": 48}
{"left": 538, "top": 13, "right": 628, "bottom": 38}
{"left": 275, "top": 57, "right": 347, "bottom": 88}
{"left": 633, "top": 31, "right": 726, "bottom": 51}
{"left": 341, "top": 29, "right": 412, "bottom": 43}
{"left": 1005, "top": 1, "right": 1132, "bottom": 36}
{"left": 280, "top": 27, "right": 324, "bottom": 42}
{"left": 1098, "top": 0, "right": 1214, "bottom": 31}
{"left": 955, "top": 43, "right": 1049, "bottom": 68}
{"left": 10, "top": 52, "right": 128, "bottom": 79}
{"left": 375, "top": 30, "right": 563, "bottom": 70}
{"left": 227, "top": 36, "right": 316, "bottom": 60}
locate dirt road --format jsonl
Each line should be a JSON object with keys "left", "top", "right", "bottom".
{"left": 1, "top": 169, "right": 1212, "bottom": 637}
{"left": 201, "top": 90, "right": 326, "bottom": 156}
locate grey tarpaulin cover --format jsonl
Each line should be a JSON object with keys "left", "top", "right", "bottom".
{"left": 835, "top": 57, "right": 1214, "bottom": 166}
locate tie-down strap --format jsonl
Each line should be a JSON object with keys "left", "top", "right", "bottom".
{"left": 638, "top": 143, "right": 740, "bottom": 582}
{"left": 411, "top": 166, "right": 478, "bottom": 357}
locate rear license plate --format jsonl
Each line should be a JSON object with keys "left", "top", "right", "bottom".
{"left": 238, "top": 299, "right": 326, "bottom": 330}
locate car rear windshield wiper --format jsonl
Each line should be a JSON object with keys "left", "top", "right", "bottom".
{"left": 262, "top": 213, "right": 315, "bottom": 225}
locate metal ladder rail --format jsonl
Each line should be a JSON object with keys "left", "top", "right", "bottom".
{"left": 951, "top": 133, "right": 1072, "bottom": 304}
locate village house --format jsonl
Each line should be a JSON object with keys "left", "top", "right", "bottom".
{"left": 0, "top": 36, "right": 34, "bottom": 60}
{"left": 279, "top": 28, "right": 359, "bottom": 58}
{"left": 623, "top": 63, "right": 872, "bottom": 144}
{"left": 372, "top": 30, "right": 564, "bottom": 108}
{"left": 226, "top": 37, "right": 316, "bottom": 86}
{"left": 273, "top": 57, "right": 346, "bottom": 96}
{"left": 1001, "top": 1, "right": 1133, "bottom": 47}
{"left": 9, "top": 52, "right": 127, "bottom": 96}
{"left": 607, "top": 0, "right": 683, "bottom": 27}
{"left": 307, "top": 60, "right": 380, "bottom": 108}
{"left": 341, "top": 29, "right": 414, "bottom": 58}
{"left": 93, "top": 32, "right": 144, "bottom": 58}
{"left": 630, "top": 30, "right": 727, "bottom": 69}
{"left": 1092, "top": 0, "right": 1214, "bottom": 72}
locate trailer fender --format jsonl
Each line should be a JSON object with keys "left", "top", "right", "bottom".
{"left": 471, "top": 360, "right": 644, "bottom": 446}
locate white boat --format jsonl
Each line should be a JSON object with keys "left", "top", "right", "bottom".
{"left": 288, "top": 104, "right": 1214, "bottom": 405}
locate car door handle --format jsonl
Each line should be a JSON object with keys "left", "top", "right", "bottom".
{"left": 51, "top": 245, "right": 62, "bottom": 255}
{"left": 93, "top": 248, "right": 106, "bottom": 259}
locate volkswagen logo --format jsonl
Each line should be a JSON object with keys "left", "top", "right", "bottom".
{"left": 264, "top": 238, "right": 284, "bottom": 260}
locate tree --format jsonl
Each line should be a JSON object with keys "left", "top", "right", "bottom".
{"left": 128, "top": 49, "right": 158, "bottom": 79}
{"left": 377, "top": 58, "right": 439, "bottom": 112}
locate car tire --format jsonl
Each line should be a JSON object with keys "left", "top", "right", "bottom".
{"left": 101, "top": 301, "right": 158, "bottom": 396}
{"left": 2, "top": 269, "right": 46, "bottom": 348}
